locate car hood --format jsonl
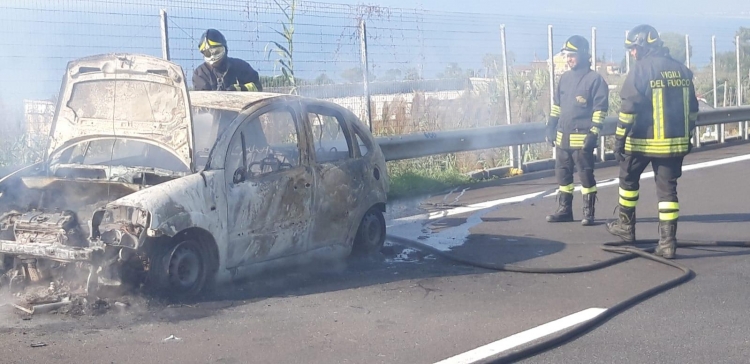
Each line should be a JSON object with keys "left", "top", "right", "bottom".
{"left": 48, "top": 53, "right": 194, "bottom": 169}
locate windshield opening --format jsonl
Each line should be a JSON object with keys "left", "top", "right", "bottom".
{"left": 192, "top": 107, "right": 239, "bottom": 169}
{"left": 50, "top": 138, "right": 190, "bottom": 174}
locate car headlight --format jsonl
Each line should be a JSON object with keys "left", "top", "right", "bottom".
{"left": 98, "top": 206, "right": 151, "bottom": 249}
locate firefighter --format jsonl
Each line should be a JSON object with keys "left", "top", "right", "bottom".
{"left": 193, "top": 29, "right": 263, "bottom": 92}
{"left": 545, "top": 35, "right": 609, "bottom": 226}
{"left": 606, "top": 24, "right": 699, "bottom": 259}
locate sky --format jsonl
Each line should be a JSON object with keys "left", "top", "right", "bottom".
{"left": 323, "top": 0, "right": 750, "bottom": 17}
{"left": 0, "top": 0, "right": 749, "bottom": 120}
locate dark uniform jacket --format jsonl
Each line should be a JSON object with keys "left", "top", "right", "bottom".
{"left": 616, "top": 49, "right": 699, "bottom": 158}
{"left": 548, "top": 67, "right": 609, "bottom": 150}
{"left": 193, "top": 57, "right": 263, "bottom": 92}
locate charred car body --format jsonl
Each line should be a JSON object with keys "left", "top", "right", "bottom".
{"left": 0, "top": 54, "right": 389, "bottom": 298}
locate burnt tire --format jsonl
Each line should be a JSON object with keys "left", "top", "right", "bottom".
{"left": 351, "top": 207, "right": 386, "bottom": 256}
{"left": 147, "top": 239, "right": 208, "bottom": 300}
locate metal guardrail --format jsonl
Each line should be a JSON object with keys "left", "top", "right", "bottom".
{"left": 377, "top": 106, "right": 750, "bottom": 163}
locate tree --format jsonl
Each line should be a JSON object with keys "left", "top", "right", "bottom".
{"left": 661, "top": 32, "right": 691, "bottom": 65}
{"left": 404, "top": 68, "right": 422, "bottom": 81}
{"left": 340, "top": 67, "right": 363, "bottom": 83}
{"left": 482, "top": 53, "right": 515, "bottom": 78}
{"left": 380, "top": 69, "right": 402, "bottom": 82}
{"left": 438, "top": 63, "right": 463, "bottom": 79}
{"left": 736, "top": 27, "right": 750, "bottom": 56}
{"left": 314, "top": 73, "right": 334, "bottom": 85}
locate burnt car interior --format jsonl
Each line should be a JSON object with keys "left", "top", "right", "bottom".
{"left": 227, "top": 106, "right": 301, "bottom": 184}
{"left": 306, "top": 104, "right": 355, "bottom": 163}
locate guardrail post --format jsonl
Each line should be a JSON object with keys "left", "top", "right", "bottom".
{"left": 359, "top": 19, "right": 373, "bottom": 132}
{"left": 500, "top": 24, "right": 520, "bottom": 169}
{"left": 160, "top": 9, "right": 170, "bottom": 60}
{"left": 548, "top": 25, "right": 556, "bottom": 161}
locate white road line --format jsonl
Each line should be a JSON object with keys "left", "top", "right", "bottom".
{"left": 388, "top": 152, "right": 750, "bottom": 228}
{"left": 434, "top": 307, "right": 607, "bottom": 364}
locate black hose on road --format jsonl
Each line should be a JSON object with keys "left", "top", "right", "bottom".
{"left": 386, "top": 234, "right": 750, "bottom": 363}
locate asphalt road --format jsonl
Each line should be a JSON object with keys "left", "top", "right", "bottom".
{"left": 1, "top": 142, "right": 749, "bottom": 364}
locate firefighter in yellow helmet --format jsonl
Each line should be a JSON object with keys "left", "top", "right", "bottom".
{"left": 545, "top": 35, "right": 609, "bottom": 226}
{"left": 193, "top": 29, "right": 263, "bottom": 92}
{"left": 606, "top": 24, "right": 699, "bottom": 259}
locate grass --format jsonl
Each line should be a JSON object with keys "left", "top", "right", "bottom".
{"left": 385, "top": 156, "right": 473, "bottom": 200}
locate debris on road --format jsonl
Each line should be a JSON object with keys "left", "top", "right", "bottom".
{"left": 163, "top": 334, "right": 182, "bottom": 342}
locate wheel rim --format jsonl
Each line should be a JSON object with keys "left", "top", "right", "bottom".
{"left": 362, "top": 212, "right": 384, "bottom": 247}
{"left": 167, "top": 241, "right": 203, "bottom": 291}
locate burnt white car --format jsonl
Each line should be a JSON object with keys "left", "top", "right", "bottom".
{"left": 0, "top": 54, "right": 389, "bottom": 298}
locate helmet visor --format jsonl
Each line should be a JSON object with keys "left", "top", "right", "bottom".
{"left": 202, "top": 45, "right": 226, "bottom": 65}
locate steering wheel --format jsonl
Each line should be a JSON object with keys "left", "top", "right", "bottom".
{"left": 260, "top": 155, "right": 281, "bottom": 172}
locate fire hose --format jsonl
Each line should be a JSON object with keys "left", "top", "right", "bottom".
{"left": 386, "top": 234, "right": 750, "bottom": 363}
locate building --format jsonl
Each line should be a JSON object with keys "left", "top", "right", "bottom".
{"left": 23, "top": 99, "right": 55, "bottom": 146}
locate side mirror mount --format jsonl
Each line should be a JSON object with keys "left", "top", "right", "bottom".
{"left": 233, "top": 130, "right": 249, "bottom": 184}
{"left": 233, "top": 167, "right": 247, "bottom": 184}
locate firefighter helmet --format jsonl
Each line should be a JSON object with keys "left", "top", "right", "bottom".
{"left": 561, "top": 35, "right": 590, "bottom": 56}
{"left": 625, "top": 24, "right": 662, "bottom": 49}
{"left": 199, "top": 29, "right": 228, "bottom": 66}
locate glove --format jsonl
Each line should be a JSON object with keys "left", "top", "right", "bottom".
{"left": 583, "top": 132, "right": 598, "bottom": 152}
{"left": 614, "top": 138, "right": 626, "bottom": 162}
{"left": 230, "top": 82, "right": 259, "bottom": 92}
{"left": 545, "top": 125, "right": 556, "bottom": 147}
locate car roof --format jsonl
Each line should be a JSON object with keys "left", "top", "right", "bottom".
{"left": 188, "top": 91, "right": 288, "bottom": 112}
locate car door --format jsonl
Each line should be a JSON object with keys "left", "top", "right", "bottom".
{"left": 224, "top": 101, "right": 314, "bottom": 268}
{"left": 304, "top": 102, "right": 365, "bottom": 249}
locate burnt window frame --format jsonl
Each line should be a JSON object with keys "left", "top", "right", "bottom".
{"left": 304, "top": 102, "right": 356, "bottom": 164}
{"left": 223, "top": 103, "right": 305, "bottom": 185}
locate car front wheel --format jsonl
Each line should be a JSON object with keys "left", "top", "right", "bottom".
{"left": 147, "top": 238, "right": 208, "bottom": 300}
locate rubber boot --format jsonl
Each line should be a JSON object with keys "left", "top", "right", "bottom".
{"left": 655, "top": 220, "right": 677, "bottom": 259}
{"left": 606, "top": 205, "right": 636, "bottom": 242}
{"left": 581, "top": 192, "right": 597, "bottom": 226}
{"left": 546, "top": 192, "right": 574, "bottom": 222}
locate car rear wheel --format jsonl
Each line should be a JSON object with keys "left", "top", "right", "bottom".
{"left": 147, "top": 239, "right": 208, "bottom": 300}
{"left": 351, "top": 207, "right": 386, "bottom": 256}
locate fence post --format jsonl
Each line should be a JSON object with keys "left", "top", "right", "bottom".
{"left": 625, "top": 30, "right": 630, "bottom": 74}
{"left": 500, "top": 25, "right": 519, "bottom": 169}
{"left": 358, "top": 19, "right": 373, "bottom": 132}
{"left": 548, "top": 25, "right": 556, "bottom": 160}
{"left": 160, "top": 9, "right": 170, "bottom": 60}
{"left": 737, "top": 35, "right": 746, "bottom": 140}
{"left": 590, "top": 27, "right": 605, "bottom": 161}
{"left": 687, "top": 34, "right": 701, "bottom": 148}
{"left": 685, "top": 34, "right": 691, "bottom": 68}
{"left": 591, "top": 27, "right": 597, "bottom": 72}
{"left": 712, "top": 36, "right": 723, "bottom": 143}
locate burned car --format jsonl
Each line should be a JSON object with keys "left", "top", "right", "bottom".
{"left": 0, "top": 54, "right": 389, "bottom": 299}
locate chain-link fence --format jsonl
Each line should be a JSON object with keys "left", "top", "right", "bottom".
{"left": 0, "top": 0, "right": 749, "bottom": 172}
